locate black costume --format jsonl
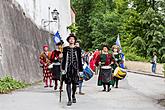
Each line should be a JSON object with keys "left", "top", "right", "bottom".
{"left": 50, "top": 50, "right": 63, "bottom": 90}
{"left": 62, "top": 46, "right": 83, "bottom": 105}
{"left": 50, "top": 50, "right": 61, "bottom": 80}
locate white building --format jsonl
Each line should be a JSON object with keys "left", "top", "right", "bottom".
{"left": 13, "top": 0, "right": 75, "bottom": 46}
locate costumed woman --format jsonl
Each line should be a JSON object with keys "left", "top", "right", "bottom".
{"left": 62, "top": 34, "right": 83, "bottom": 106}
{"left": 111, "top": 45, "right": 122, "bottom": 88}
{"left": 95, "top": 45, "right": 113, "bottom": 92}
{"left": 39, "top": 45, "right": 53, "bottom": 87}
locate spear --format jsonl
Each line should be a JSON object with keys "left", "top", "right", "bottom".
{"left": 59, "top": 73, "right": 62, "bottom": 102}
{"left": 58, "top": 43, "right": 64, "bottom": 103}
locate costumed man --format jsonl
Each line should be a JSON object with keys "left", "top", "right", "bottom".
{"left": 62, "top": 34, "right": 83, "bottom": 106}
{"left": 111, "top": 45, "right": 123, "bottom": 88}
{"left": 50, "top": 41, "right": 64, "bottom": 91}
{"left": 95, "top": 45, "right": 113, "bottom": 92}
{"left": 39, "top": 45, "right": 53, "bottom": 87}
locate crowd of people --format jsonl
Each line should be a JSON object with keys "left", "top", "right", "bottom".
{"left": 39, "top": 34, "right": 126, "bottom": 106}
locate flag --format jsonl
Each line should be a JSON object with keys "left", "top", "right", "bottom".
{"left": 116, "top": 34, "right": 125, "bottom": 68}
{"left": 53, "top": 31, "right": 61, "bottom": 44}
{"left": 116, "top": 34, "right": 121, "bottom": 47}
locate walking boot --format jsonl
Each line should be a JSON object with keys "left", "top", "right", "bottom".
{"left": 79, "top": 92, "right": 85, "bottom": 95}
{"left": 115, "top": 79, "right": 119, "bottom": 88}
{"left": 107, "top": 88, "right": 111, "bottom": 92}
{"left": 44, "top": 85, "right": 48, "bottom": 88}
{"left": 72, "top": 97, "right": 76, "bottom": 103}
{"left": 54, "top": 85, "right": 57, "bottom": 90}
{"left": 49, "top": 85, "right": 53, "bottom": 87}
{"left": 107, "top": 85, "right": 111, "bottom": 92}
{"left": 102, "top": 84, "right": 106, "bottom": 91}
{"left": 67, "top": 101, "right": 72, "bottom": 106}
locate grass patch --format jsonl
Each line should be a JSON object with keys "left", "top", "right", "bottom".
{"left": 0, "top": 76, "right": 29, "bottom": 94}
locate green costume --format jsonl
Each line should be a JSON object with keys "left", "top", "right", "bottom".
{"left": 111, "top": 53, "right": 122, "bottom": 87}
{"left": 95, "top": 54, "right": 114, "bottom": 86}
{"left": 111, "top": 53, "right": 122, "bottom": 72}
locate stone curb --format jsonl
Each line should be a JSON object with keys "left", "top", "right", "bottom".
{"left": 127, "top": 70, "right": 165, "bottom": 78}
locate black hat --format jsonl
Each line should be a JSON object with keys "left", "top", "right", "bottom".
{"left": 56, "top": 40, "right": 64, "bottom": 46}
{"left": 101, "top": 43, "right": 110, "bottom": 50}
{"left": 66, "top": 33, "right": 77, "bottom": 42}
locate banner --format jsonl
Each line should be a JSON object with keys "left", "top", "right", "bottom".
{"left": 53, "top": 31, "right": 61, "bottom": 44}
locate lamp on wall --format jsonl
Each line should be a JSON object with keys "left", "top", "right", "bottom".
{"left": 51, "top": 9, "right": 59, "bottom": 21}
{"left": 41, "top": 7, "right": 60, "bottom": 50}
{"left": 41, "top": 8, "right": 60, "bottom": 30}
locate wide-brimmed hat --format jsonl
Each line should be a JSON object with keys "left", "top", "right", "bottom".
{"left": 66, "top": 33, "right": 77, "bottom": 42}
{"left": 101, "top": 43, "right": 110, "bottom": 50}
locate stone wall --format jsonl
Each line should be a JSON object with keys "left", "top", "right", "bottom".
{"left": 0, "top": 0, "right": 52, "bottom": 83}
{"left": 125, "top": 61, "right": 163, "bottom": 74}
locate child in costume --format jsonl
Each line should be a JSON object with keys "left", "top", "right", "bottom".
{"left": 39, "top": 45, "right": 53, "bottom": 87}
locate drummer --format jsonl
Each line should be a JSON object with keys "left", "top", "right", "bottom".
{"left": 111, "top": 45, "right": 123, "bottom": 88}
{"left": 95, "top": 44, "right": 114, "bottom": 92}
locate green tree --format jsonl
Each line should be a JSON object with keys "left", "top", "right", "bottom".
{"left": 71, "top": 0, "right": 165, "bottom": 63}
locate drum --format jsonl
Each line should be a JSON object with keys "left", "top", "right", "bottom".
{"left": 113, "top": 67, "right": 127, "bottom": 79}
{"left": 101, "top": 66, "right": 111, "bottom": 69}
{"left": 100, "top": 66, "right": 112, "bottom": 83}
{"left": 83, "top": 63, "right": 94, "bottom": 81}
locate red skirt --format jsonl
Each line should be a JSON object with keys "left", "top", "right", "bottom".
{"left": 90, "top": 59, "right": 95, "bottom": 71}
